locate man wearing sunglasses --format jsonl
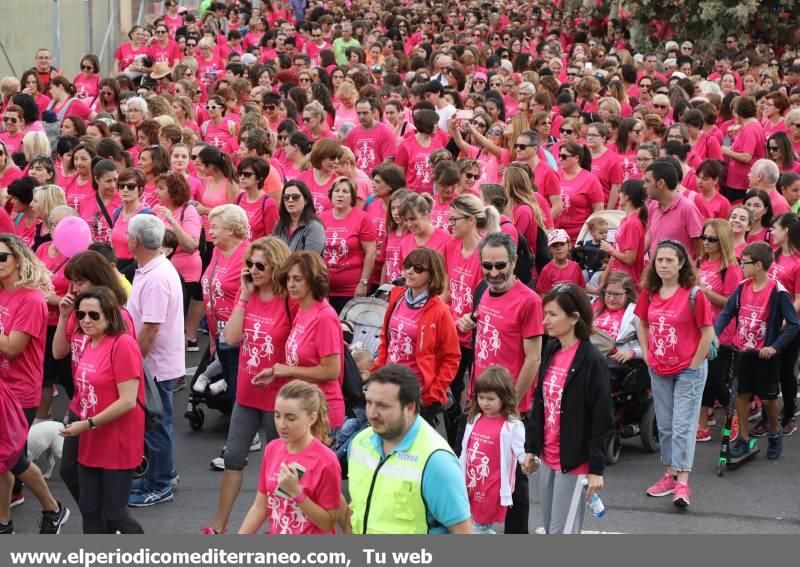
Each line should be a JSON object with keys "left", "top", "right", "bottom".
{"left": 748, "top": 159, "right": 790, "bottom": 215}
{"left": 514, "top": 131, "right": 563, "bottom": 219}
{"left": 456, "top": 232, "right": 543, "bottom": 535}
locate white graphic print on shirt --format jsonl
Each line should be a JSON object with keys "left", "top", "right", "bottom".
{"left": 465, "top": 438, "right": 491, "bottom": 492}
{"left": 267, "top": 493, "right": 308, "bottom": 534}
{"left": 650, "top": 315, "right": 678, "bottom": 357}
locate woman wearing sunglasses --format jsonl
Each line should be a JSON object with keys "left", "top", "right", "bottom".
{"left": 29, "top": 184, "right": 66, "bottom": 252}
{"left": 557, "top": 142, "right": 604, "bottom": 242}
{"left": 272, "top": 180, "right": 326, "bottom": 254}
{"left": 0, "top": 105, "right": 26, "bottom": 155}
{"left": 375, "top": 247, "right": 460, "bottom": 426}
{"left": 148, "top": 23, "right": 182, "bottom": 67}
{"left": 767, "top": 132, "right": 800, "bottom": 174}
{"left": 549, "top": 117, "right": 581, "bottom": 165}
{"left": 203, "top": 237, "right": 296, "bottom": 535}
{"left": 200, "top": 95, "right": 238, "bottom": 150}
{"left": 59, "top": 286, "right": 145, "bottom": 534}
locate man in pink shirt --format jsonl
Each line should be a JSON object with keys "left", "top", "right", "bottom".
{"left": 748, "top": 159, "right": 790, "bottom": 215}
{"left": 126, "top": 215, "right": 185, "bottom": 508}
{"left": 645, "top": 159, "right": 704, "bottom": 259}
{"left": 345, "top": 98, "right": 397, "bottom": 174}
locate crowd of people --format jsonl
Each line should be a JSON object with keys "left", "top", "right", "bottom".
{"left": 1, "top": 0, "right": 800, "bottom": 535}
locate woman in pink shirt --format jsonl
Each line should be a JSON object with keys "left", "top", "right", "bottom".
{"left": 523, "top": 284, "right": 614, "bottom": 534}
{"left": 203, "top": 237, "right": 297, "bottom": 535}
{"left": 761, "top": 92, "right": 789, "bottom": 139}
{"left": 557, "top": 143, "right": 604, "bottom": 242}
{"left": 381, "top": 189, "right": 411, "bottom": 285}
{"left": 109, "top": 168, "right": 147, "bottom": 277}
{"left": 744, "top": 189, "right": 773, "bottom": 245}
{"left": 429, "top": 161, "right": 461, "bottom": 231}
{"left": 296, "top": 138, "right": 341, "bottom": 214}
{"left": 767, "top": 132, "right": 800, "bottom": 175}
{"left": 318, "top": 178, "right": 377, "bottom": 313}
{"left": 722, "top": 96, "right": 766, "bottom": 202}
{"left": 636, "top": 240, "right": 714, "bottom": 507}
{"left": 614, "top": 118, "right": 643, "bottom": 182}
{"left": 398, "top": 193, "right": 451, "bottom": 264}
{"left": 603, "top": 180, "right": 647, "bottom": 287}
{"left": 63, "top": 143, "right": 97, "bottom": 211}
{"left": 19, "top": 71, "right": 51, "bottom": 115}
{"left": 0, "top": 105, "right": 26, "bottom": 155}
{"left": 72, "top": 55, "right": 101, "bottom": 102}
{"left": 395, "top": 109, "right": 443, "bottom": 194}
{"left": 113, "top": 25, "right": 149, "bottom": 74}
{"left": 78, "top": 160, "right": 121, "bottom": 245}
{"left": 683, "top": 110, "right": 723, "bottom": 169}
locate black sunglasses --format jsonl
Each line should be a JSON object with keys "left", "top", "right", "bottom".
{"left": 700, "top": 235, "right": 720, "bottom": 243}
{"left": 463, "top": 172, "right": 479, "bottom": 180}
{"left": 403, "top": 262, "right": 429, "bottom": 274}
{"left": 481, "top": 261, "right": 508, "bottom": 271}
{"left": 238, "top": 171, "right": 256, "bottom": 178}
{"left": 283, "top": 193, "right": 303, "bottom": 202}
{"left": 76, "top": 310, "right": 102, "bottom": 322}
{"left": 245, "top": 260, "right": 267, "bottom": 272}
{"left": 0, "top": 251, "right": 14, "bottom": 263}
{"left": 118, "top": 182, "right": 140, "bottom": 191}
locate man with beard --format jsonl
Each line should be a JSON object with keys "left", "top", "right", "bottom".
{"left": 347, "top": 365, "right": 472, "bottom": 534}
{"left": 457, "top": 231, "right": 543, "bottom": 534}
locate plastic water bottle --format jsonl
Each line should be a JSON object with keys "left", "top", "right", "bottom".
{"left": 582, "top": 478, "right": 606, "bottom": 518}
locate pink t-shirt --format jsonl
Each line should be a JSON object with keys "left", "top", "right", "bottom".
{"left": 608, "top": 213, "right": 646, "bottom": 285}
{"left": 768, "top": 189, "right": 791, "bottom": 216}
{"left": 72, "top": 74, "right": 101, "bottom": 101}
{"left": 161, "top": 204, "right": 203, "bottom": 283}
{"left": 726, "top": 121, "right": 766, "bottom": 190}
{"left": 237, "top": 294, "right": 297, "bottom": 412}
{"left": 386, "top": 299, "right": 424, "bottom": 379}
{"left": 590, "top": 150, "right": 624, "bottom": 204}
{"left": 285, "top": 301, "right": 345, "bottom": 428}
{"left": 0, "top": 165, "right": 23, "bottom": 190}
{"left": 163, "top": 13, "right": 183, "bottom": 37}
{"left": 383, "top": 231, "right": 405, "bottom": 284}
{"left": 51, "top": 97, "right": 92, "bottom": 122}
{"left": 395, "top": 135, "right": 442, "bottom": 193}
{"left": 703, "top": 191, "right": 733, "bottom": 220}
{"left": 768, "top": 251, "right": 800, "bottom": 298}
{"left": 0, "top": 132, "right": 24, "bottom": 155}
{"left": 64, "top": 176, "right": 94, "bottom": 211}
{"left": 319, "top": 208, "right": 377, "bottom": 296}
{"left": 399, "top": 228, "right": 451, "bottom": 263}
{"left": 431, "top": 196, "right": 454, "bottom": 231}
{"left": 535, "top": 260, "right": 585, "bottom": 294}
{"left": 646, "top": 194, "right": 704, "bottom": 259}
{"left": 148, "top": 40, "right": 182, "bottom": 66}
{"left": 127, "top": 254, "right": 185, "bottom": 380}
{"left": 542, "top": 341, "right": 588, "bottom": 474}
{"left": 74, "top": 334, "right": 145, "bottom": 470}
{"left": 465, "top": 145, "right": 500, "bottom": 185}
{"left": 0, "top": 288, "right": 47, "bottom": 408}
{"left": 697, "top": 259, "right": 742, "bottom": 345}
{"left": 465, "top": 415, "right": 507, "bottom": 524}
{"left": 201, "top": 120, "right": 238, "bottom": 150}
{"left": 557, "top": 169, "right": 604, "bottom": 241}
{"left": 512, "top": 203, "right": 542, "bottom": 258}
{"left": 333, "top": 104, "right": 358, "bottom": 132}
{"left": 110, "top": 206, "right": 147, "bottom": 261}
{"left": 594, "top": 307, "right": 625, "bottom": 338}
{"left": 734, "top": 278, "right": 776, "bottom": 351}
{"left": 472, "top": 280, "right": 544, "bottom": 413}
{"left": 35, "top": 243, "right": 70, "bottom": 327}
{"left": 444, "top": 238, "right": 483, "bottom": 347}
{"left": 114, "top": 42, "right": 148, "bottom": 70}
{"left": 296, "top": 169, "right": 335, "bottom": 215}
{"left": 533, "top": 160, "right": 561, "bottom": 202}
{"left": 364, "top": 199, "right": 388, "bottom": 283}
{"left": 499, "top": 215, "right": 519, "bottom": 246}
{"left": 687, "top": 132, "right": 723, "bottom": 169}
{"left": 618, "top": 149, "right": 640, "bottom": 182}
{"left": 634, "top": 286, "right": 713, "bottom": 376}
{"left": 345, "top": 123, "right": 397, "bottom": 174}
{"left": 78, "top": 193, "right": 122, "bottom": 244}
{"left": 202, "top": 241, "right": 248, "bottom": 341}
{"left": 257, "top": 437, "right": 342, "bottom": 534}
{"left": 12, "top": 215, "right": 36, "bottom": 248}
{"left": 236, "top": 193, "right": 279, "bottom": 241}
{"left": 196, "top": 55, "right": 224, "bottom": 86}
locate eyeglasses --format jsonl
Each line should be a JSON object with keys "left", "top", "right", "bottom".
{"left": 402, "top": 262, "right": 429, "bottom": 273}
{"left": 156, "top": 30, "right": 168, "bottom": 35}
{"left": 0, "top": 252, "right": 14, "bottom": 263}
{"left": 514, "top": 143, "right": 534, "bottom": 150}
{"left": 653, "top": 104, "right": 668, "bottom": 109}
{"left": 76, "top": 310, "right": 102, "bottom": 322}
{"left": 585, "top": 132, "right": 601, "bottom": 138}
{"left": 448, "top": 215, "right": 468, "bottom": 226}
{"left": 481, "top": 261, "right": 508, "bottom": 271}
{"left": 302, "top": 116, "right": 312, "bottom": 123}
{"left": 118, "top": 182, "right": 139, "bottom": 191}
{"left": 487, "top": 129, "right": 503, "bottom": 136}
{"left": 283, "top": 193, "right": 303, "bottom": 202}
{"left": 559, "top": 153, "right": 574, "bottom": 160}
{"left": 463, "top": 172, "right": 479, "bottom": 180}
{"left": 639, "top": 84, "right": 651, "bottom": 90}
{"left": 238, "top": 171, "right": 256, "bottom": 178}
{"left": 277, "top": 135, "right": 288, "bottom": 142}
{"left": 700, "top": 235, "right": 720, "bottom": 243}
{"left": 245, "top": 260, "right": 267, "bottom": 272}
{"left": 81, "top": 65, "right": 94, "bottom": 71}
{"left": 299, "top": 77, "right": 311, "bottom": 83}
{"left": 566, "top": 72, "right": 578, "bottom": 78}
{"left": 604, "top": 290, "right": 626, "bottom": 297}
{"left": 205, "top": 104, "right": 221, "bottom": 111}
{"left": 3, "top": 117, "right": 18, "bottom": 124}
{"left": 739, "top": 259, "right": 755, "bottom": 266}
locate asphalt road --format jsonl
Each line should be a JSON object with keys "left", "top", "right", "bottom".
{"left": 11, "top": 338, "right": 800, "bottom": 534}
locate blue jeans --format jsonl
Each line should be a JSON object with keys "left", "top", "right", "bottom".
{"left": 335, "top": 408, "right": 367, "bottom": 459}
{"left": 216, "top": 339, "right": 240, "bottom": 402}
{"left": 649, "top": 363, "right": 708, "bottom": 472}
{"left": 144, "top": 377, "right": 178, "bottom": 493}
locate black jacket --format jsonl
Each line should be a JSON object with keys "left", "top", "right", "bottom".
{"left": 525, "top": 339, "right": 614, "bottom": 475}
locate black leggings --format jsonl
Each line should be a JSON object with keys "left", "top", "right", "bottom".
{"left": 12, "top": 407, "right": 38, "bottom": 495}
{"left": 78, "top": 465, "right": 144, "bottom": 534}
{"left": 778, "top": 334, "right": 800, "bottom": 426}
{"left": 701, "top": 346, "right": 733, "bottom": 408}
{"left": 445, "top": 346, "right": 473, "bottom": 447}
{"left": 59, "top": 410, "right": 81, "bottom": 506}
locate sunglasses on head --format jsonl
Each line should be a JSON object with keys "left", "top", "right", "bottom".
{"left": 245, "top": 259, "right": 267, "bottom": 272}
{"left": 76, "top": 310, "right": 102, "bottom": 322}
{"left": 481, "top": 261, "right": 508, "bottom": 271}
{"left": 403, "top": 261, "right": 429, "bottom": 274}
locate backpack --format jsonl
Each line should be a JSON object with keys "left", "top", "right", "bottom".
{"left": 500, "top": 220, "right": 535, "bottom": 285}
{"left": 342, "top": 347, "right": 366, "bottom": 418}
{"left": 42, "top": 98, "right": 77, "bottom": 150}
{"left": 533, "top": 224, "right": 552, "bottom": 272}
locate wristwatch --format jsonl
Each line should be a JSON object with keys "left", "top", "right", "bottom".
{"left": 359, "top": 278, "right": 369, "bottom": 285}
{"left": 87, "top": 417, "right": 97, "bottom": 430}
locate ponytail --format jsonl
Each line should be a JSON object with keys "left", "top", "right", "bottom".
{"left": 578, "top": 144, "right": 592, "bottom": 171}
{"left": 621, "top": 179, "right": 648, "bottom": 228}
{"left": 277, "top": 380, "right": 331, "bottom": 446}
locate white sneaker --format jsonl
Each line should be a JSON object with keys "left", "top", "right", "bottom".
{"left": 249, "top": 433, "right": 261, "bottom": 452}
{"left": 193, "top": 374, "right": 210, "bottom": 393}
{"left": 208, "top": 379, "right": 228, "bottom": 396}
{"left": 209, "top": 456, "right": 225, "bottom": 471}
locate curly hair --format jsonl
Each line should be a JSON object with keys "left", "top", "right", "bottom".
{"left": 641, "top": 240, "right": 697, "bottom": 293}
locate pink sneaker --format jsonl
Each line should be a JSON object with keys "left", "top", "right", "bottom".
{"left": 646, "top": 473, "right": 677, "bottom": 497}
{"left": 696, "top": 427, "right": 712, "bottom": 442}
{"left": 673, "top": 482, "right": 692, "bottom": 507}
{"left": 201, "top": 526, "right": 224, "bottom": 534}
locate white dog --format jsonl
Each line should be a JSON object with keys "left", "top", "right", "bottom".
{"left": 26, "top": 421, "right": 64, "bottom": 479}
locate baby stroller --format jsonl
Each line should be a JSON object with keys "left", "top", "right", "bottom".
{"left": 184, "top": 345, "right": 234, "bottom": 431}
{"left": 338, "top": 286, "right": 391, "bottom": 358}
{"left": 606, "top": 360, "right": 659, "bottom": 464}
{"left": 573, "top": 210, "right": 626, "bottom": 286}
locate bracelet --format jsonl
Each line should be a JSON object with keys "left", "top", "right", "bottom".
{"left": 88, "top": 417, "right": 97, "bottom": 430}
{"left": 293, "top": 489, "right": 308, "bottom": 505}
{"left": 236, "top": 299, "right": 248, "bottom": 308}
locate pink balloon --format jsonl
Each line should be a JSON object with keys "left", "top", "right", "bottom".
{"left": 52, "top": 216, "right": 92, "bottom": 257}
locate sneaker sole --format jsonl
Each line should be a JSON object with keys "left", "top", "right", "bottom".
{"left": 10, "top": 497, "right": 24, "bottom": 509}
{"left": 42, "top": 507, "right": 70, "bottom": 535}
{"left": 187, "top": 347, "right": 199, "bottom": 352}
{"left": 673, "top": 497, "right": 690, "bottom": 508}
{"left": 646, "top": 488, "right": 675, "bottom": 497}
{"left": 128, "top": 493, "right": 175, "bottom": 508}
{"left": 696, "top": 437, "right": 712, "bottom": 443}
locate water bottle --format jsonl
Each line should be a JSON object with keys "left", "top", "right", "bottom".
{"left": 582, "top": 478, "right": 606, "bottom": 518}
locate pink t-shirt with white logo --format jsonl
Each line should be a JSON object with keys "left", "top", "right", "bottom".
{"left": 634, "top": 286, "right": 713, "bottom": 376}
{"left": 257, "top": 438, "right": 341, "bottom": 534}
{"left": 399, "top": 228, "right": 451, "bottom": 264}
{"left": 64, "top": 176, "right": 94, "bottom": 211}
{"left": 594, "top": 307, "right": 625, "bottom": 338}
{"left": 345, "top": 124, "right": 397, "bottom": 174}
{"left": 431, "top": 197, "right": 454, "bottom": 231}
{"left": 114, "top": 43, "right": 148, "bottom": 71}
{"left": 237, "top": 294, "right": 297, "bottom": 411}
{"left": 768, "top": 252, "right": 800, "bottom": 297}
{"left": 387, "top": 299, "right": 424, "bottom": 380}
{"left": 395, "top": 135, "right": 442, "bottom": 193}
{"left": 201, "top": 120, "right": 237, "bottom": 150}
{"left": 589, "top": 150, "right": 624, "bottom": 204}
{"left": 364, "top": 199, "right": 388, "bottom": 283}
{"left": 72, "top": 74, "right": 101, "bottom": 101}
{"left": 698, "top": 259, "right": 742, "bottom": 345}
{"left": 0, "top": 288, "right": 46, "bottom": 408}
{"left": 319, "top": 208, "right": 377, "bottom": 296}
{"left": 473, "top": 280, "right": 544, "bottom": 413}
{"left": 202, "top": 241, "right": 249, "bottom": 341}
{"left": 296, "top": 169, "right": 335, "bottom": 215}
{"left": 557, "top": 169, "right": 604, "bottom": 242}
{"left": 78, "top": 193, "right": 122, "bottom": 244}
{"left": 383, "top": 231, "right": 405, "bottom": 284}
{"left": 236, "top": 194, "right": 279, "bottom": 241}
{"left": 285, "top": 301, "right": 345, "bottom": 428}
{"left": 734, "top": 279, "right": 775, "bottom": 351}
{"left": 542, "top": 341, "right": 587, "bottom": 474}
{"left": 444, "top": 238, "right": 483, "bottom": 347}
{"left": 464, "top": 415, "right": 507, "bottom": 524}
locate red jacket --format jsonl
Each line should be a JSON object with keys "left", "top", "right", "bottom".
{"left": 375, "top": 286, "right": 461, "bottom": 406}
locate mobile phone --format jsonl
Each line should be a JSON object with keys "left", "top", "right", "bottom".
{"left": 585, "top": 62, "right": 593, "bottom": 70}
{"left": 455, "top": 109, "right": 474, "bottom": 129}
{"left": 245, "top": 273, "right": 253, "bottom": 283}
{"left": 275, "top": 462, "right": 307, "bottom": 499}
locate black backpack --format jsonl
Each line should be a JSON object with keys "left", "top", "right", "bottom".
{"left": 342, "top": 347, "right": 366, "bottom": 418}
{"left": 500, "top": 220, "right": 535, "bottom": 285}
{"left": 533, "top": 224, "right": 552, "bottom": 272}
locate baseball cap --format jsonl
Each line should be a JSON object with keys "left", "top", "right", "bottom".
{"left": 547, "top": 229, "right": 570, "bottom": 246}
